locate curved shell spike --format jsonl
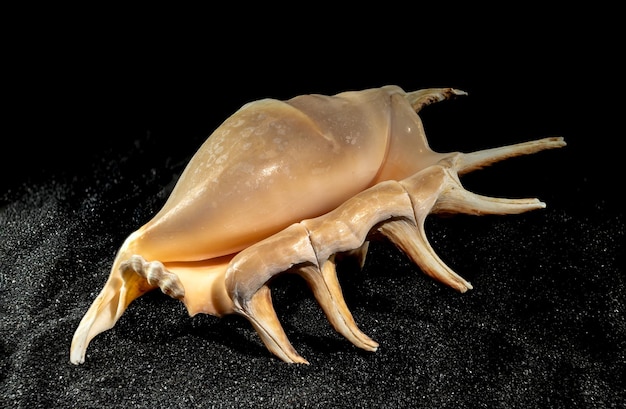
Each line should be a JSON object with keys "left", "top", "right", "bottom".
{"left": 225, "top": 137, "right": 565, "bottom": 363}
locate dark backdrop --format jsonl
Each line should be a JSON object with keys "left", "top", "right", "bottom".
{"left": 2, "top": 7, "right": 623, "bottom": 409}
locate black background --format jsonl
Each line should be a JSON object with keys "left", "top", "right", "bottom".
{"left": 2, "top": 6, "right": 624, "bottom": 408}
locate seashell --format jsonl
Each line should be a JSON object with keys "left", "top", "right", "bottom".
{"left": 70, "top": 86, "right": 566, "bottom": 365}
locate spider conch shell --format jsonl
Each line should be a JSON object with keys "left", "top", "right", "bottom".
{"left": 70, "top": 86, "right": 565, "bottom": 364}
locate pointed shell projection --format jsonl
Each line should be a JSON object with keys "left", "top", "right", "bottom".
{"left": 70, "top": 85, "right": 566, "bottom": 365}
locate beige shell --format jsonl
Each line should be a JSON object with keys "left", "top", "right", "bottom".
{"left": 70, "top": 86, "right": 566, "bottom": 364}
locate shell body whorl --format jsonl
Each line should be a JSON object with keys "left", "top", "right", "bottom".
{"left": 130, "top": 85, "right": 443, "bottom": 262}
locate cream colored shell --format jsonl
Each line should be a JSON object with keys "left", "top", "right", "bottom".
{"left": 70, "top": 86, "right": 565, "bottom": 365}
